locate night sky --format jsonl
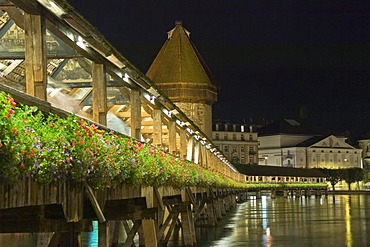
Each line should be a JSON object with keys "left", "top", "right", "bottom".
{"left": 68, "top": 0, "right": 370, "bottom": 140}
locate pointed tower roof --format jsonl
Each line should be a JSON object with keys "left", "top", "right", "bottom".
{"left": 146, "top": 21, "right": 217, "bottom": 104}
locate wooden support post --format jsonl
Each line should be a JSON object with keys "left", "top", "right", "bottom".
{"left": 153, "top": 108, "right": 162, "bottom": 147}
{"left": 168, "top": 119, "right": 177, "bottom": 155}
{"left": 271, "top": 189, "right": 276, "bottom": 199}
{"left": 180, "top": 204, "right": 196, "bottom": 247}
{"left": 283, "top": 190, "right": 289, "bottom": 198}
{"left": 230, "top": 194, "right": 237, "bottom": 208}
{"left": 256, "top": 190, "right": 262, "bottom": 199}
{"left": 180, "top": 128, "right": 187, "bottom": 159}
{"left": 205, "top": 189, "right": 217, "bottom": 226}
{"left": 295, "top": 190, "right": 301, "bottom": 198}
{"left": 130, "top": 89, "right": 141, "bottom": 140}
{"left": 92, "top": 63, "right": 107, "bottom": 125}
{"left": 224, "top": 196, "right": 230, "bottom": 212}
{"left": 194, "top": 198, "right": 207, "bottom": 222}
{"left": 142, "top": 219, "right": 158, "bottom": 247}
{"left": 194, "top": 141, "right": 200, "bottom": 164}
{"left": 201, "top": 145, "right": 208, "bottom": 167}
{"left": 307, "top": 190, "right": 312, "bottom": 197}
{"left": 215, "top": 199, "right": 222, "bottom": 220}
{"left": 24, "top": 13, "right": 47, "bottom": 100}
{"left": 123, "top": 220, "right": 141, "bottom": 247}
{"left": 186, "top": 136, "right": 194, "bottom": 162}
{"left": 98, "top": 222, "right": 109, "bottom": 247}
{"left": 110, "top": 221, "right": 122, "bottom": 247}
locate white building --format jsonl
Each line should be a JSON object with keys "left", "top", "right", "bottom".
{"left": 212, "top": 121, "right": 258, "bottom": 164}
{"left": 258, "top": 119, "right": 362, "bottom": 169}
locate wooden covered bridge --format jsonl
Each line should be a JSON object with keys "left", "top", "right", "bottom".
{"left": 0, "top": 0, "right": 327, "bottom": 246}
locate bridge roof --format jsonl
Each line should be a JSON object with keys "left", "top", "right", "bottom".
{"left": 233, "top": 163, "right": 327, "bottom": 178}
{"left": 0, "top": 0, "right": 237, "bottom": 173}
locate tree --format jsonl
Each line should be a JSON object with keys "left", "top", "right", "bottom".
{"left": 317, "top": 168, "right": 340, "bottom": 191}
{"left": 363, "top": 161, "right": 370, "bottom": 184}
{"left": 340, "top": 168, "right": 364, "bottom": 190}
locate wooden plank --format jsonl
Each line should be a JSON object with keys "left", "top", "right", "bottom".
{"left": 123, "top": 220, "right": 141, "bottom": 247}
{"left": 168, "top": 119, "right": 177, "bottom": 155}
{"left": 142, "top": 219, "right": 158, "bottom": 247}
{"left": 130, "top": 89, "right": 141, "bottom": 139}
{"left": 98, "top": 221, "right": 110, "bottom": 247}
{"left": 24, "top": 12, "right": 47, "bottom": 100}
{"left": 153, "top": 187, "right": 164, "bottom": 211}
{"left": 7, "top": 0, "right": 40, "bottom": 14}
{"left": 0, "top": 218, "right": 92, "bottom": 233}
{"left": 186, "top": 136, "right": 194, "bottom": 162}
{"left": 179, "top": 128, "right": 187, "bottom": 159}
{"left": 92, "top": 62, "right": 107, "bottom": 125}
{"left": 152, "top": 108, "right": 162, "bottom": 146}
{"left": 85, "top": 184, "right": 106, "bottom": 223}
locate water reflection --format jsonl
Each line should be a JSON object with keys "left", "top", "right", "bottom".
{"left": 195, "top": 194, "right": 370, "bottom": 247}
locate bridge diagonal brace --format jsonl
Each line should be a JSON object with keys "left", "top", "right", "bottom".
{"left": 123, "top": 220, "right": 142, "bottom": 247}
{"left": 84, "top": 183, "right": 106, "bottom": 223}
{"left": 194, "top": 197, "right": 207, "bottom": 221}
{"left": 162, "top": 206, "right": 180, "bottom": 246}
{"left": 153, "top": 187, "right": 165, "bottom": 211}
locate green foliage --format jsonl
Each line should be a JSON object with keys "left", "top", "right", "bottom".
{"left": 339, "top": 167, "right": 364, "bottom": 190}
{"left": 0, "top": 91, "right": 244, "bottom": 189}
{"left": 317, "top": 168, "right": 341, "bottom": 190}
{"left": 317, "top": 167, "right": 364, "bottom": 190}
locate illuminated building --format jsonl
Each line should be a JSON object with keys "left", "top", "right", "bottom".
{"left": 258, "top": 119, "right": 362, "bottom": 169}
{"left": 212, "top": 121, "right": 259, "bottom": 164}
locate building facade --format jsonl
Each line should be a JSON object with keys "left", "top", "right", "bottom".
{"left": 212, "top": 121, "right": 259, "bottom": 164}
{"left": 258, "top": 119, "right": 362, "bottom": 169}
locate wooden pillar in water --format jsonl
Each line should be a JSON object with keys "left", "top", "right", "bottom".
{"left": 283, "top": 190, "right": 289, "bottom": 198}
{"left": 180, "top": 204, "right": 196, "bottom": 246}
{"left": 271, "top": 189, "right": 276, "bottom": 199}
{"left": 295, "top": 190, "right": 301, "bottom": 198}
{"left": 24, "top": 12, "right": 47, "bottom": 100}
{"left": 315, "top": 189, "right": 322, "bottom": 197}
{"left": 98, "top": 222, "right": 109, "bottom": 247}
{"left": 130, "top": 89, "right": 141, "bottom": 139}
{"left": 92, "top": 63, "right": 107, "bottom": 125}
{"left": 256, "top": 190, "right": 262, "bottom": 199}
{"left": 142, "top": 219, "right": 158, "bottom": 247}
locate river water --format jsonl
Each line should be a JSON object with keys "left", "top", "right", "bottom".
{"left": 1, "top": 194, "right": 369, "bottom": 247}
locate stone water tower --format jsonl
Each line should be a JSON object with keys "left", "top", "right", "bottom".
{"left": 146, "top": 21, "right": 218, "bottom": 138}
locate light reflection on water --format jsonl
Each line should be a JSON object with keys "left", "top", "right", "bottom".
{"left": 193, "top": 194, "right": 370, "bottom": 247}
{"left": 1, "top": 195, "right": 370, "bottom": 247}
